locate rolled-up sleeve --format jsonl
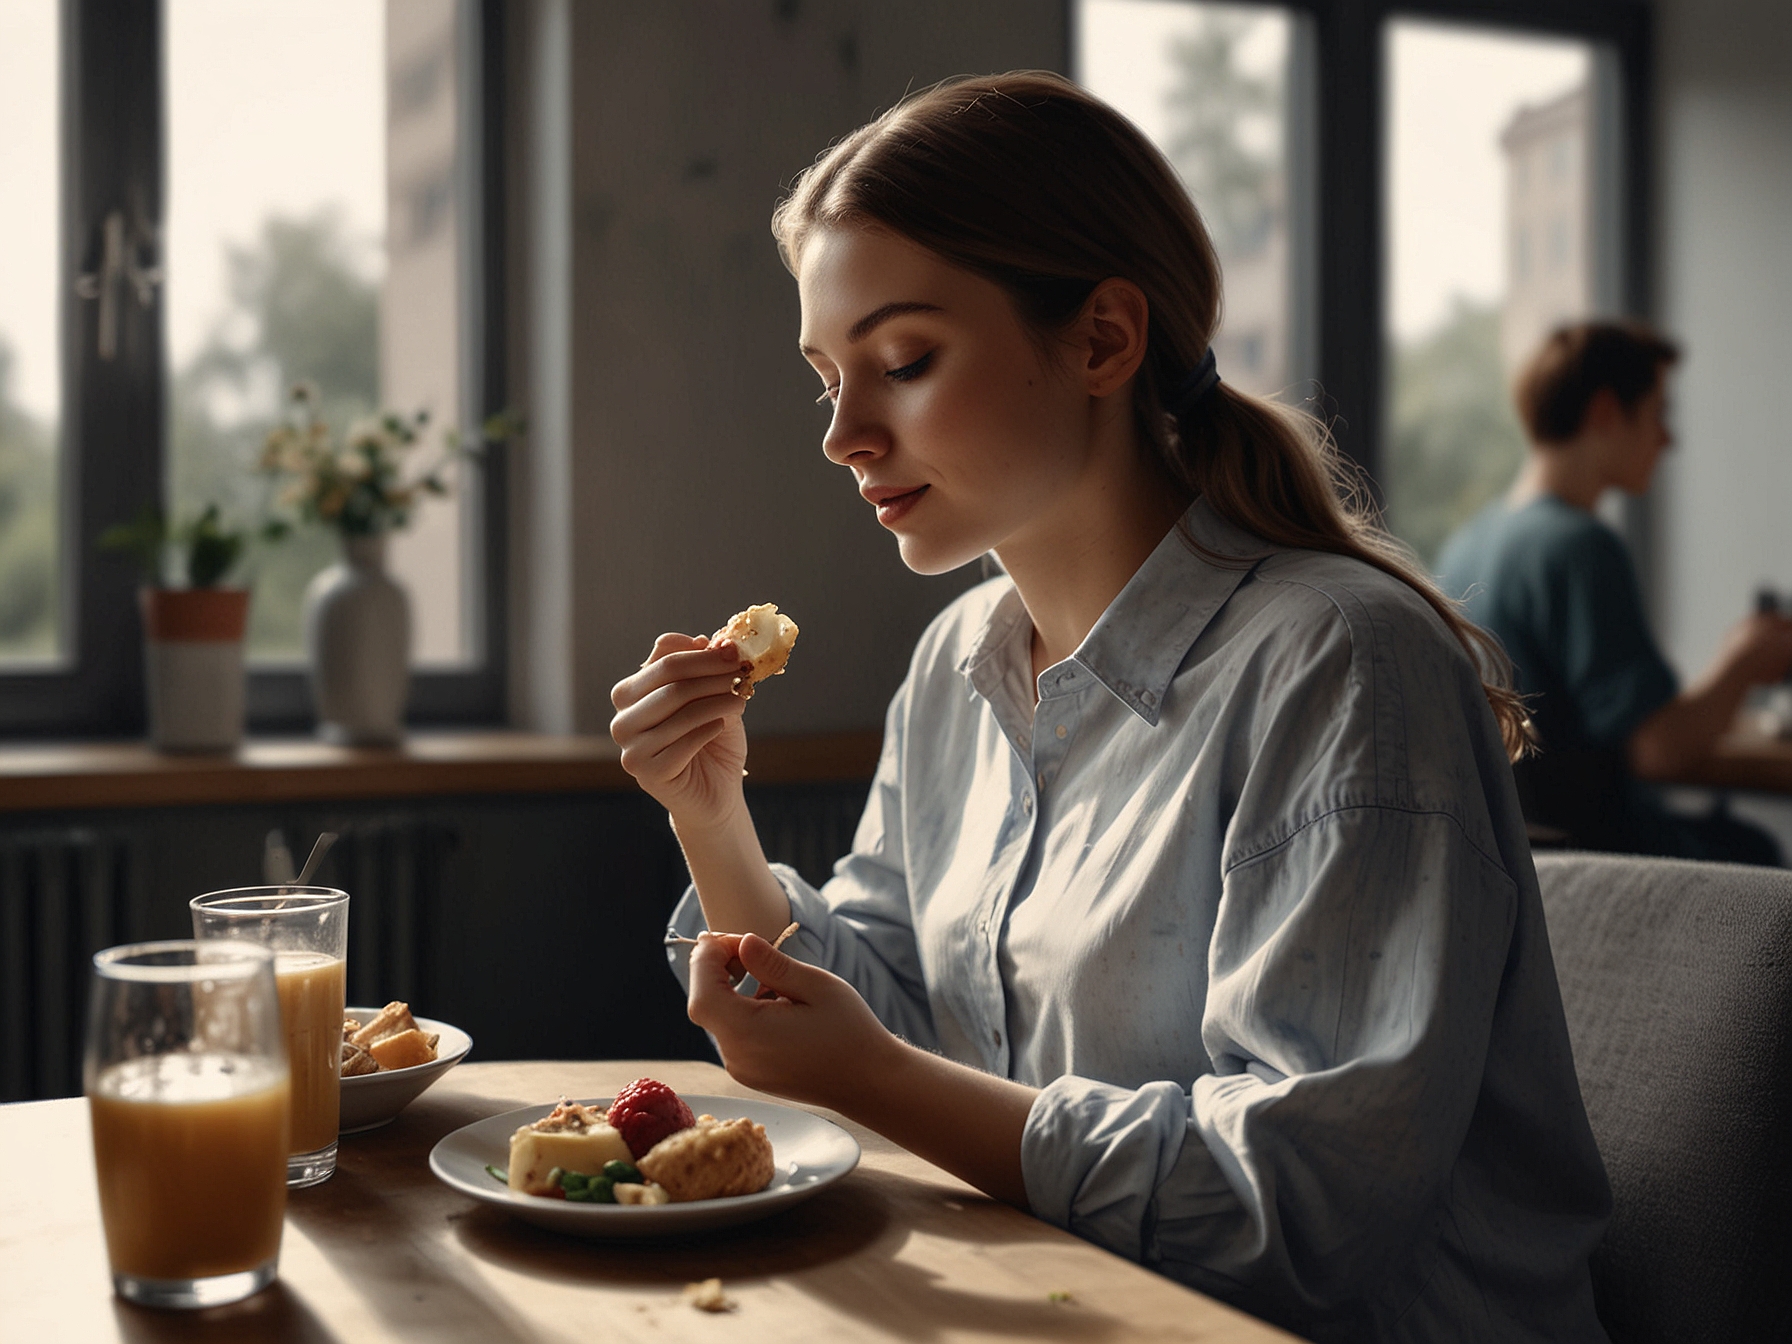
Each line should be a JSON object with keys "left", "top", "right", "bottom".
{"left": 665, "top": 677, "right": 941, "bottom": 1050}
{"left": 1022, "top": 803, "right": 1517, "bottom": 1325}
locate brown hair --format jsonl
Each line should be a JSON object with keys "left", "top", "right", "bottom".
{"left": 1515, "top": 320, "right": 1681, "bottom": 444}
{"left": 773, "top": 72, "right": 1530, "bottom": 759}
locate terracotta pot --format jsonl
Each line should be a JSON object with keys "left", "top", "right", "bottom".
{"left": 138, "top": 587, "right": 250, "bottom": 753}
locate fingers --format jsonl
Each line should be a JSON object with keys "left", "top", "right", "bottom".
{"left": 734, "top": 933, "right": 816, "bottom": 1002}
{"left": 612, "top": 686, "right": 746, "bottom": 784}
{"left": 610, "top": 636, "right": 740, "bottom": 712}
{"left": 687, "top": 932, "right": 752, "bottom": 1029}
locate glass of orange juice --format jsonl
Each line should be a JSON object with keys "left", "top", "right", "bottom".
{"left": 85, "top": 939, "right": 290, "bottom": 1309}
{"left": 191, "top": 886, "right": 349, "bottom": 1188}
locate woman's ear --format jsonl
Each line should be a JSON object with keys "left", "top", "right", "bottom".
{"left": 1072, "top": 278, "right": 1150, "bottom": 398}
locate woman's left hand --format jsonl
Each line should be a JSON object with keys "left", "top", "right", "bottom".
{"left": 686, "top": 932, "right": 900, "bottom": 1113}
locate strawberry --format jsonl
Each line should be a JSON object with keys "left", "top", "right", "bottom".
{"left": 606, "top": 1078, "right": 696, "bottom": 1159}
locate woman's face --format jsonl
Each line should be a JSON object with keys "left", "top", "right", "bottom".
{"left": 796, "top": 226, "right": 1098, "bottom": 576}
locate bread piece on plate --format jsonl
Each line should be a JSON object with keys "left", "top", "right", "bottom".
{"left": 350, "top": 1001, "right": 420, "bottom": 1047}
{"left": 709, "top": 604, "right": 798, "bottom": 699}
{"left": 637, "top": 1114, "right": 775, "bottom": 1202}
{"left": 367, "top": 1028, "right": 439, "bottom": 1071}
{"left": 341, "top": 1041, "right": 380, "bottom": 1077}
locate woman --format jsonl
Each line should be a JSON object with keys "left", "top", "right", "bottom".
{"left": 610, "top": 73, "right": 1609, "bottom": 1343}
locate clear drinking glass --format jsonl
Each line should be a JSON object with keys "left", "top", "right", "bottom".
{"left": 85, "top": 940, "right": 290, "bottom": 1309}
{"left": 190, "top": 886, "right": 350, "bottom": 1187}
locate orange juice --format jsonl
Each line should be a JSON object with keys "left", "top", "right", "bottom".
{"left": 89, "top": 1054, "right": 289, "bottom": 1281}
{"left": 275, "top": 951, "right": 345, "bottom": 1153}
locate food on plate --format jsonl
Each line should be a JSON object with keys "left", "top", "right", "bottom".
{"left": 485, "top": 1079, "right": 776, "bottom": 1205}
{"left": 340, "top": 1041, "right": 379, "bottom": 1077}
{"left": 349, "top": 1001, "right": 421, "bottom": 1048}
{"left": 638, "top": 1114, "right": 776, "bottom": 1203}
{"left": 341, "top": 1001, "right": 440, "bottom": 1073}
{"left": 607, "top": 1077, "right": 697, "bottom": 1160}
{"left": 506, "top": 1100, "right": 633, "bottom": 1197}
{"left": 367, "top": 1029, "right": 438, "bottom": 1071}
{"left": 709, "top": 603, "right": 799, "bottom": 698}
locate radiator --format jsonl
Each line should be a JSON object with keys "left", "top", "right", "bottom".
{"left": 0, "top": 826, "right": 147, "bottom": 1103}
{"left": 0, "top": 814, "right": 457, "bottom": 1104}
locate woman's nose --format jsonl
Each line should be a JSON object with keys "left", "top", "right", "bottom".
{"left": 821, "top": 387, "right": 889, "bottom": 466}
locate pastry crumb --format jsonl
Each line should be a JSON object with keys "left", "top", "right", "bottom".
{"left": 1048, "top": 1290, "right": 1076, "bottom": 1304}
{"left": 684, "top": 1278, "right": 734, "bottom": 1313}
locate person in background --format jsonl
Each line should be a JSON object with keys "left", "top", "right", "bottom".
{"left": 1436, "top": 320, "right": 1792, "bottom": 862}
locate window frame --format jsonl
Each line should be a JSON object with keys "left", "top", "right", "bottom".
{"left": 0, "top": 0, "right": 508, "bottom": 738}
{"left": 1067, "top": 0, "right": 1652, "bottom": 490}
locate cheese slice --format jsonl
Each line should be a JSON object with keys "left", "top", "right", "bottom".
{"left": 508, "top": 1122, "right": 632, "bottom": 1196}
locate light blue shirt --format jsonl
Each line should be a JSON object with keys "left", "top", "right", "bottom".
{"left": 669, "top": 499, "right": 1609, "bottom": 1343}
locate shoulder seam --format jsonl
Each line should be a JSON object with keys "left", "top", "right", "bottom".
{"left": 1224, "top": 801, "right": 1512, "bottom": 885}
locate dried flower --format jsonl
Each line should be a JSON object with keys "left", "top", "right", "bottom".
{"left": 257, "top": 383, "right": 505, "bottom": 538}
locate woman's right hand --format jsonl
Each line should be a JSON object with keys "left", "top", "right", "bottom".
{"left": 610, "top": 633, "right": 753, "bottom": 830}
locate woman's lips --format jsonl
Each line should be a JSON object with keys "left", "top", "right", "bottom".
{"left": 869, "top": 485, "right": 928, "bottom": 527}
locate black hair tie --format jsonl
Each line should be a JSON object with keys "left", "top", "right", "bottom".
{"left": 1165, "top": 347, "right": 1220, "bottom": 419}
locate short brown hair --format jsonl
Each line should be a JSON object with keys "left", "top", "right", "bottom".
{"left": 1515, "top": 320, "right": 1681, "bottom": 444}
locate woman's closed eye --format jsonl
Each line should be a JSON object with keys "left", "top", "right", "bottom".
{"left": 813, "top": 351, "right": 934, "bottom": 405}
{"left": 886, "top": 351, "right": 934, "bottom": 383}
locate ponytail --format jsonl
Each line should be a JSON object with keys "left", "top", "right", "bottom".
{"left": 775, "top": 71, "right": 1532, "bottom": 760}
{"left": 1162, "top": 383, "right": 1532, "bottom": 760}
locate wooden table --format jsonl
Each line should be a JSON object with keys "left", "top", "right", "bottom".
{"left": 0, "top": 1060, "right": 1299, "bottom": 1343}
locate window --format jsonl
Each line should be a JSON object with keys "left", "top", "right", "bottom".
{"left": 1076, "top": 0, "right": 1316, "bottom": 401}
{"left": 0, "top": 1, "right": 61, "bottom": 667}
{"left": 0, "top": 0, "right": 504, "bottom": 736}
{"left": 1381, "top": 18, "right": 1614, "bottom": 564}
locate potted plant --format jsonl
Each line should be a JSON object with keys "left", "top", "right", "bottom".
{"left": 258, "top": 382, "right": 512, "bottom": 746}
{"left": 100, "top": 503, "right": 254, "bottom": 753}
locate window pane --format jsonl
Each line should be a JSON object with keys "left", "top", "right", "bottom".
{"left": 1076, "top": 0, "right": 1310, "bottom": 399}
{"left": 166, "top": 0, "right": 470, "bottom": 667}
{"left": 0, "top": 1, "right": 62, "bottom": 664}
{"left": 1383, "top": 20, "right": 1607, "bottom": 564}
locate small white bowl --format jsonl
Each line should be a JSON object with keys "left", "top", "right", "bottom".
{"left": 338, "top": 1007, "right": 473, "bottom": 1134}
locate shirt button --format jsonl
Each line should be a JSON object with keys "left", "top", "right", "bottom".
{"left": 1036, "top": 771, "right": 1046, "bottom": 790}
{"left": 1055, "top": 724, "right": 1067, "bottom": 739}
{"left": 992, "top": 1028, "right": 1002, "bottom": 1047}
{"left": 1140, "top": 689, "right": 1157, "bottom": 707}
{"left": 1022, "top": 794, "right": 1033, "bottom": 815}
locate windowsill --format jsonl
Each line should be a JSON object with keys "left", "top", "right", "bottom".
{"left": 0, "top": 730, "right": 883, "bottom": 813}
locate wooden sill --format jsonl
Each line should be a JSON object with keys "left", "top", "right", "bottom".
{"left": 0, "top": 730, "right": 883, "bottom": 813}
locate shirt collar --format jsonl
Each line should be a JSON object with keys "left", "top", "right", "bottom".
{"left": 959, "top": 497, "right": 1274, "bottom": 727}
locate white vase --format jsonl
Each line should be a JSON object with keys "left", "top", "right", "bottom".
{"left": 303, "top": 534, "right": 411, "bottom": 746}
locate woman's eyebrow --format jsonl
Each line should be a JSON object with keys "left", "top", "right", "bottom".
{"left": 800, "top": 301, "right": 943, "bottom": 355}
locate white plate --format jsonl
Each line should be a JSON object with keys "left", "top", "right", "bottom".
{"left": 429, "top": 1095, "right": 860, "bottom": 1238}
{"left": 339, "top": 1008, "right": 473, "bottom": 1134}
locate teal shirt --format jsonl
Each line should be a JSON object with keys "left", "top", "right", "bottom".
{"left": 1435, "top": 495, "right": 1678, "bottom": 754}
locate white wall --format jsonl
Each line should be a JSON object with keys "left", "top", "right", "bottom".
{"left": 509, "top": 0, "right": 1068, "bottom": 735}
{"left": 1651, "top": 0, "right": 1792, "bottom": 678}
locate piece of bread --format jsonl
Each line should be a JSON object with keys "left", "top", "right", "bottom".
{"left": 709, "top": 604, "right": 798, "bottom": 698}
{"left": 340, "top": 1041, "right": 380, "bottom": 1077}
{"left": 367, "top": 1028, "right": 440, "bottom": 1071}
{"left": 350, "top": 1001, "right": 420, "bottom": 1048}
{"left": 636, "top": 1114, "right": 775, "bottom": 1202}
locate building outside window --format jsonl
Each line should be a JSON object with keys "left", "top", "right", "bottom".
{"left": 1076, "top": 0, "right": 1315, "bottom": 403}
